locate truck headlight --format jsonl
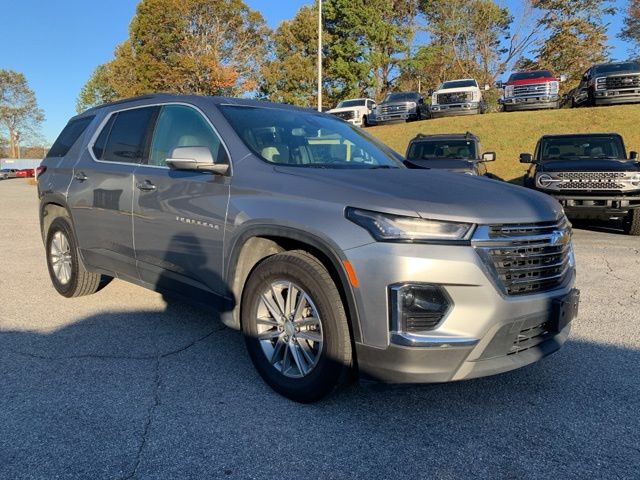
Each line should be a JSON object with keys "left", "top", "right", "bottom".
{"left": 505, "top": 85, "right": 514, "bottom": 97}
{"left": 625, "top": 173, "right": 640, "bottom": 187}
{"left": 345, "top": 207, "right": 474, "bottom": 242}
{"left": 549, "top": 81, "right": 559, "bottom": 93}
{"left": 432, "top": 94, "right": 438, "bottom": 104}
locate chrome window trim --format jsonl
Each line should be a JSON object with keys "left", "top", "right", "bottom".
{"left": 87, "top": 101, "right": 233, "bottom": 176}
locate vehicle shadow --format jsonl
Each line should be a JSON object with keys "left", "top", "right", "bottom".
{"left": 2, "top": 298, "right": 639, "bottom": 479}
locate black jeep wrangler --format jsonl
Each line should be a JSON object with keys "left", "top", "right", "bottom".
{"left": 521, "top": 133, "right": 640, "bottom": 234}
{"left": 404, "top": 132, "right": 496, "bottom": 176}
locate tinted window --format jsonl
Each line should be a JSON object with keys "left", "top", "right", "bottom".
{"left": 593, "top": 63, "right": 640, "bottom": 74}
{"left": 508, "top": 71, "right": 554, "bottom": 81}
{"left": 219, "top": 105, "right": 403, "bottom": 169}
{"left": 93, "top": 107, "right": 156, "bottom": 163}
{"left": 440, "top": 80, "right": 477, "bottom": 89}
{"left": 149, "top": 105, "right": 226, "bottom": 167}
{"left": 408, "top": 140, "right": 477, "bottom": 160}
{"left": 337, "top": 99, "right": 366, "bottom": 108}
{"left": 382, "top": 92, "right": 420, "bottom": 103}
{"left": 47, "top": 116, "right": 95, "bottom": 158}
{"left": 539, "top": 136, "right": 625, "bottom": 160}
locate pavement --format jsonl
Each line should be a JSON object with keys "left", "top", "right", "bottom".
{"left": 1, "top": 178, "right": 639, "bottom": 480}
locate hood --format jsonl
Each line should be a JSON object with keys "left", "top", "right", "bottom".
{"left": 379, "top": 100, "right": 416, "bottom": 106}
{"left": 538, "top": 159, "right": 640, "bottom": 173}
{"left": 272, "top": 167, "right": 563, "bottom": 225}
{"left": 328, "top": 106, "right": 366, "bottom": 114}
{"left": 507, "top": 77, "right": 557, "bottom": 86}
{"left": 599, "top": 69, "right": 640, "bottom": 78}
{"left": 436, "top": 86, "right": 479, "bottom": 94}
{"left": 405, "top": 158, "right": 476, "bottom": 174}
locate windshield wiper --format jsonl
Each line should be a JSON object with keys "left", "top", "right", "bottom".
{"left": 367, "top": 165, "right": 398, "bottom": 169}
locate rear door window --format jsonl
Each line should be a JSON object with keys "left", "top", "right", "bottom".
{"left": 93, "top": 107, "right": 157, "bottom": 163}
{"left": 47, "top": 116, "right": 95, "bottom": 158}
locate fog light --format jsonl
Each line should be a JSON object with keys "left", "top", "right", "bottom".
{"left": 389, "top": 284, "right": 452, "bottom": 333}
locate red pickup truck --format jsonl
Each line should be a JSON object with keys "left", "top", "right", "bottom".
{"left": 499, "top": 70, "right": 566, "bottom": 112}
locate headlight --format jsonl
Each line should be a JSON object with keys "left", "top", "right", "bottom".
{"left": 408, "top": 102, "right": 417, "bottom": 109}
{"left": 624, "top": 173, "right": 640, "bottom": 187}
{"left": 505, "top": 85, "right": 514, "bottom": 97}
{"left": 432, "top": 94, "right": 438, "bottom": 104}
{"left": 354, "top": 110, "right": 361, "bottom": 118}
{"left": 345, "top": 208, "right": 475, "bottom": 242}
{"left": 549, "top": 81, "right": 559, "bottom": 93}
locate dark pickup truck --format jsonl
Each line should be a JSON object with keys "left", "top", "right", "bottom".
{"left": 569, "top": 62, "right": 640, "bottom": 107}
{"left": 522, "top": 133, "right": 640, "bottom": 234}
{"left": 404, "top": 132, "right": 496, "bottom": 176}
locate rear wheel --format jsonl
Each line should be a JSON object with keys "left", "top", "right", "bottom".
{"left": 241, "top": 251, "right": 353, "bottom": 403}
{"left": 46, "top": 217, "right": 108, "bottom": 297}
{"left": 624, "top": 209, "right": 640, "bottom": 236}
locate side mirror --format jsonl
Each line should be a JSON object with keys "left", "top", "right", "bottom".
{"left": 519, "top": 153, "right": 533, "bottom": 164}
{"left": 481, "top": 152, "right": 496, "bottom": 162}
{"left": 166, "top": 146, "right": 228, "bottom": 174}
{"left": 484, "top": 84, "right": 490, "bottom": 91}
{"left": 630, "top": 151, "right": 638, "bottom": 160}
{"left": 495, "top": 81, "right": 504, "bottom": 89}
{"left": 559, "top": 74, "right": 567, "bottom": 83}
{"left": 427, "top": 89, "right": 434, "bottom": 96}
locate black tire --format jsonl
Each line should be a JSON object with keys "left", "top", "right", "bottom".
{"left": 362, "top": 115, "right": 368, "bottom": 127}
{"left": 45, "top": 216, "right": 106, "bottom": 297}
{"left": 502, "top": 104, "right": 510, "bottom": 112}
{"left": 241, "top": 250, "right": 353, "bottom": 403}
{"left": 624, "top": 209, "right": 640, "bottom": 236}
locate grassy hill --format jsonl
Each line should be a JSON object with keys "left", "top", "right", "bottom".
{"left": 368, "top": 104, "right": 640, "bottom": 183}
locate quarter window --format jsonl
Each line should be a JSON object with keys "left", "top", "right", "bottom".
{"left": 92, "top": 107, "right": 157, "bottom": 163}
{"left": 149, "top": 105, "right": 227, "bottom": 167}
{"left": 47, "top": 116, "right": 95, "bottom": 158}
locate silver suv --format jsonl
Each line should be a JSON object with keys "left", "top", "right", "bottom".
{"left": 38, "top": 94, "right": 579, "bottom": 402}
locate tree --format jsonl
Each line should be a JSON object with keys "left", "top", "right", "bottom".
{"left": 416, "top": 0, "right": 537, "bottom": 87}
{"left": 76, "top": 0, "right": 269, "bottom": 112}
{"left": 526, "top": 0, "right": 615, "bottom": 89}
{"left": 323, "top": 0, "right": 419, "bottom": 102}
{"left": 620, "top": 0, "right": 640, "bottom": 58}
{"left": 0, "top": 70, "right": 44, "bottom": 159}
{"left": 259, "top": 4, "right": 320, "bottom": 107}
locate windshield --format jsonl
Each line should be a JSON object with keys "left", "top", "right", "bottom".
{"left": 337, "top": 99, "right": 366, "bottom": 108}
{"left": 219, "top": 105, "right": 403, "bottom": 169}
{"left": 407, "top": 140, "right": 477, "bottom": 160}
{"left": 509, "top": 71, "right": 554, "bottom": 81}
{"left": 382, "top": 92, "right": 418, "bottom": 103}
{"left": 539, "top": 136, "right": 625, "bottom": 160}
{"left": 594, "top": 63, "right": 640, "bottom": 74}
{"left": 440, "top": 80, "right": 477, "bottom": 89}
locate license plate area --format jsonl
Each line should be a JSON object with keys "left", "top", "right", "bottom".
{"left": 550, "top": 288, "right": 580, "bottom": 332}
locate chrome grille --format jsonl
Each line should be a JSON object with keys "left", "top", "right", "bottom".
{"left": 379, "top": 103, "right": 411, "bottom": 115}
{"left": 331, "top": 110, "right": 355, "bottom": 121}
{"left": 473, "top": 218, "right": 573, "bottom": 296}
{"left": 438, "top": 92, "right": 473, "bottom": 104}
{"left": 605, "top": 75, "right": 640, "bottom": 89}
{"left": 513, "top": 83, "right": 553, "bottom": 96}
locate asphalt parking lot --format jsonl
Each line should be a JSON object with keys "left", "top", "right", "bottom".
{"left": 1, "top": 179, "right": 639, "bottom": 480}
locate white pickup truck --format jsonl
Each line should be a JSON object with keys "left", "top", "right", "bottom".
{"left": 327, "top": 98, "right": 376, "bottom": 127}
{"left": 429, "top": 79, "right": 488, "bottom": 118}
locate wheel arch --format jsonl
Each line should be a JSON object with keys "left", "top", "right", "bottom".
{"left": 225, "top": 226, "right": 363, "bottom": 346}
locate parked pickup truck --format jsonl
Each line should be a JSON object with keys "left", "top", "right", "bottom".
{"left": 499, "top": 70, "right": 565, "bottom": 111}
{"left": 522, "top": 133, "right": 640, "bottom": 235}
{"left": 39, "top": 94, "right": 579, "bottom": 402}
{"left": 327, "top": 98, "right": 377, "bottom": 127}
{"left": 429, "top": 79, "right": 487, "bottom": 118}
{"left": 373, "top": 91, "right": 426, "bottom": 124}
{"left": 569, "top": 62, "right": 640, "bottom": 107}
{"left": 404, "top": 132, "right": 496, "bottom": 176}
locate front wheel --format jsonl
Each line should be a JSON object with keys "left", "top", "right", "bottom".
{"left": 241, "top": 251, "right": 353, "bottom": 403}
{"left": 624, "top": 209, "right": 640, "bottom": 235}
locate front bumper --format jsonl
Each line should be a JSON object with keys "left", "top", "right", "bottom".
{"left": 374, "top": 110, "right": 418, "bottom": 123}
{"left": 594, "top": 89, "right": 640, "bottom": 105}
{"left": 501, "top": 95, "right": 559, "bottom": 110}
{"left": 547, "top": 192, "right": 640, "bottom": 220}
{"left": 430, "top": 102, "right": 480, "bottom": 117}
{"left": 345, "top": 242, "right": 576, "bottom": 383}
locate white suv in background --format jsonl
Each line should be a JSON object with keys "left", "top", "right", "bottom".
{"left": 430, "top": 79, "right": 488, "bottom": 118}
{"left": 328, "top": 98, "right": 376, "bottom": 127}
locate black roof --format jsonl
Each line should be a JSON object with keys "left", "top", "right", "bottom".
{"left": 409, "top": 131, "right": 479, "bottom": 142}
{"left": 539, "top": 133, "right": 622, "bottom": 139}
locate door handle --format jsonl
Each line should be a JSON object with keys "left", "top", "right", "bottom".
{"left": 74, "top": 172, "right": 88, "bottom": 182}
{"left": 136, "top": 180, "right": 157, "bottom": 192}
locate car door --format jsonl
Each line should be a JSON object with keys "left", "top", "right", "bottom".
{"left": 67, "top": 105, "right": 158, "bottom": 280}
{"left": 132, "top": 103, "right": 231, "bottom": 300}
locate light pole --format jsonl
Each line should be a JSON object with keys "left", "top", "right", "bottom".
{"left": 317, "top": 0, "right": 323, "bottom": 112}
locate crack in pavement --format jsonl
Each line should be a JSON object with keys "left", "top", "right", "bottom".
{"left": 603, "top": 256, "right": 632, "bottom": 283}
{"left": 6, "top": 326, "right": 226, "bottom": 362}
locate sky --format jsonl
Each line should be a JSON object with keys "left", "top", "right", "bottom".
{"left": 0, "top": 0, "right": 632, "bottom": 143}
